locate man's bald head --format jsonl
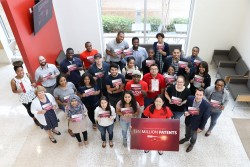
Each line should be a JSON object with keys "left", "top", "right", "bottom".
{"left": 38, "top": 56, "right": 47, "bottom": 66}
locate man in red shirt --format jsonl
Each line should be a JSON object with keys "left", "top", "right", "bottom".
{"left": 125, "top": 70, "right": 148, "bottom": 117}
{"left": 80, "top": 42, "right": 98, "bottom": 69}
{"left": 142, "top": 64, "right": 166, "bottom": 108}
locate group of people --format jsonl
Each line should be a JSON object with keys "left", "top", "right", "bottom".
{"left": 10, "top": 31, "right": 229, "bottom": 154}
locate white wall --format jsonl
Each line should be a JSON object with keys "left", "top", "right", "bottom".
{"left": 235, "top": 5, "right": 250, "bottom": 67}
{"left": 187, "top": 0, "right": 249, "bottom": 62}
{"left": 53, "top": 0, "right": 104, "bottom": 55}
{"left": 0, "top": 24, "right": 11, "bottom": 64}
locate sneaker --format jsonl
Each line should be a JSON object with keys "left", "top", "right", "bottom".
{"left": 123, "top": 138, "right": 127, "bottom": 147}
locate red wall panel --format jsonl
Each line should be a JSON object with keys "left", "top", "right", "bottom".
{"left": 1, "top": 0, "right": 63, "bottom": 77}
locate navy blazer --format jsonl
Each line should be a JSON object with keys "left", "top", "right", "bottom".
{"left": 185, "top": 96, "right": 211, "bottom": 130}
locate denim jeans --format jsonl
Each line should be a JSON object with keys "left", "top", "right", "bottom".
{"left": 208, "top": 110, "right": 222, "bottom": 131}
{"left": 185, "top": 125, "right": 197, "bottom": 145}
{"left": 120, "top": 119, "right": 131, "bottom": 139}
{"left": 97, "top": 123, "right": 114, "bottom": 141}
{"left": 173, "top": 111, "right": 184, "bottom": 119}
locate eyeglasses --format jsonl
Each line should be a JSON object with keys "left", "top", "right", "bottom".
{"left": 132, "top": 75, "right": 141, "bottom": 78}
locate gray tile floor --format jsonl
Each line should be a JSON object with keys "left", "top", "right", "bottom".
{"left": 0, "top": 63, "right": 249, "bottom": 167}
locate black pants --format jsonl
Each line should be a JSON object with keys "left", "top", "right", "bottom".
{"left": 75, "top": 131, "right": 88, "bottom": 142}
{"left": 22, "top": 102, "right": 34, "bottom": 118}
{"left": 184, "top": 125, "right": 197, "bottom": 145}
{"left": 86, "top": 105, "right": 97, "bottom": 124}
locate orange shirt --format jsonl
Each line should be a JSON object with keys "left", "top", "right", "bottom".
{"left": 80, "top": 49, "right": 98, "bottom": 69}
{"left": 125, "top": 80, "right": 148, "bottom": 106}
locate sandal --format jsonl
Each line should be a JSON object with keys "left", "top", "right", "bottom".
{"left": 109, "top": 141, "right": 113, "bottom": 148}
{"left": 52, "top": 130, "right": 61, "bottom": 135}
{"left": 102, "top": 141, "right": 106, "bottom": 148}
{"left": 49, "top": 137, "right": 57, "bottom": 143}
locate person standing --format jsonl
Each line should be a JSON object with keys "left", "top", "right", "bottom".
{"left": 65, "top": 95, "right": 89, "bottom": 147}
{"left": 122, "top": 37, "right": 148, "bottom": 70}
{"left": 106, "top": 31, "right": 129, "bottom": 70}
{"left": 88, "top": 53, "right": 110, "bottom": 97}
{"left": 189, "top": 61, "right": 211, "bottom": 95}
{"left": 204, "top": 79, "right": 229, "bottom": 136}
{"left": 116, "top": 91, "right": 140, "bottom": 147}
{"left": 185, "top": 46, "right": 203, "bottom": 76}
{"left": 142, "top": 64, "right": 166, "bottom": 108}
{"left": 60, "top": 48, "right": 83, "bottom": 88}
{"left": 94, "top": 96, "right": 116, "bottom": 148}
{"left": 153, "top": 33, "right": 170, "bottom": 73}
{"left": 141, "top": 48, "right": 160, "bottom": 75}
{"left": 105, "top": 63, "right": 125, "bottom": 109}
{"left": 35, "top": 56, "right": 60, "bottom": 94}
{"left": 78, "top": 73, "right": 100, "bottom": 129}
{"left": 143, "top": 94, "right": 173, "bottom": 155}
{"left": 80, "top": 41, "right": 98, "bottom": 70}
{"left": 165, "top": 75, "right": 191, "bottom": 119}
{"left": 179, "top": 88, "right": 211, "bottom": 152}
{"left": 121, "top": 57, "right": 139, "bottom": 83}
{"left": 31, "top": 86, "right": 60, "bottom": 143}
{"left": 125, "top": 70, "right": 148, "bottom": 117}
{"left": 10, "top": 61, "right": 40, "bottom": 126}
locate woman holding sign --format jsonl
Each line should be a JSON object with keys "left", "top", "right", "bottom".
{"left": 31, "top": 86, "right": 60, "bottom": 143}
{"left": 10, "top": 61, "right": 40, "bottom": 126}
{"left": 78, "top": 73, "right": 100, "bottom": 129}
{"left": 116, "top": 91, "right": 140, "bottom": 147}
{"left": 189, "top": 61, "right": 211, "bottom": 95}
{"left": 65, "top": 95, "right": 88, "bottom": 147}
{"left": 94, "top": 96, "right": 116, "bottom": 148}
{"left": 204, "top": 79, "right": 229, "bottom": 136}
{"left": 143, "top": 94, "right": 173, "bottom": 155}
{"left": 165, "top": 75, "right": 191, "bottom": 119}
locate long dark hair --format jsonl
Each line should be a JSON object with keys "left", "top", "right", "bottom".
{"left": 99, "top": 96, "right": 112, "bottom": 116}
{"left": 120, "top": 91, "right": 137, "bottom": 113}
{"left": 149, "top": 94, "right": 167, "bottom": 114}
{"left": 196, "top": 61, "right": 209, "bottom": 75}
{"left": 79, "top": 73, "right": 96, "bottom": 87}
{"left": 56, "top": 74, "right": 67, "bottom": 87}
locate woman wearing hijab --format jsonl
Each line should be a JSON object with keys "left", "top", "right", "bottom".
{"left": 65, "top": 95, "right": 88, "bottom": 147}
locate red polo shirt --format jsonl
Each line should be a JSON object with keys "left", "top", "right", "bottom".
{"left": 125, "top": 80, "right": 148, "bottom": 106}
{"left": 80, "top": 49, "right": 98, "bottom": 69}
{"left": 142, "top": 73, "right": 166, "bottom": 98}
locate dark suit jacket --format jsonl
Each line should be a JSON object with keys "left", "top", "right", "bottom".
{"left": 162, "top": 56, "right": 188, "bottom": 76}
{"left": 185, "top": 96, "right": 211, "bottom": 130}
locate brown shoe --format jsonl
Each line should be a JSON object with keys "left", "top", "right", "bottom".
{"left": 93, "top": 124, "right": 97, "bottom": 130}
{"left": 109, "top": 141, "right": 113, "bottom": 148}
{"left": 186, "top": 144, "right": 194, "bottom": 152}
{"left": 68, "top": 129, "right": 75, "bottom": 137}
{"left": 102, "top": 141, "right": 106, "bottom": 148}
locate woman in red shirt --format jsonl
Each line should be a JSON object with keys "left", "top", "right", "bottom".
{"left": 143, "top": 94, "right": 173, "bottom": 155}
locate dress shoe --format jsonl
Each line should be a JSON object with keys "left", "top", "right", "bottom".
{"left": 186, "top": 144, "right": 194, "bottom": 152}
{"left": 205, "top": 130, "right": 211, "bottom": 137}
{"left": 102, "top": 141, "right": 106, "bottom": 148}
{"left": 179, "top": 138, "right": 188, "bottom": 144}
{"left": 109, "top": 141, "right": 113, "bottom": 148}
